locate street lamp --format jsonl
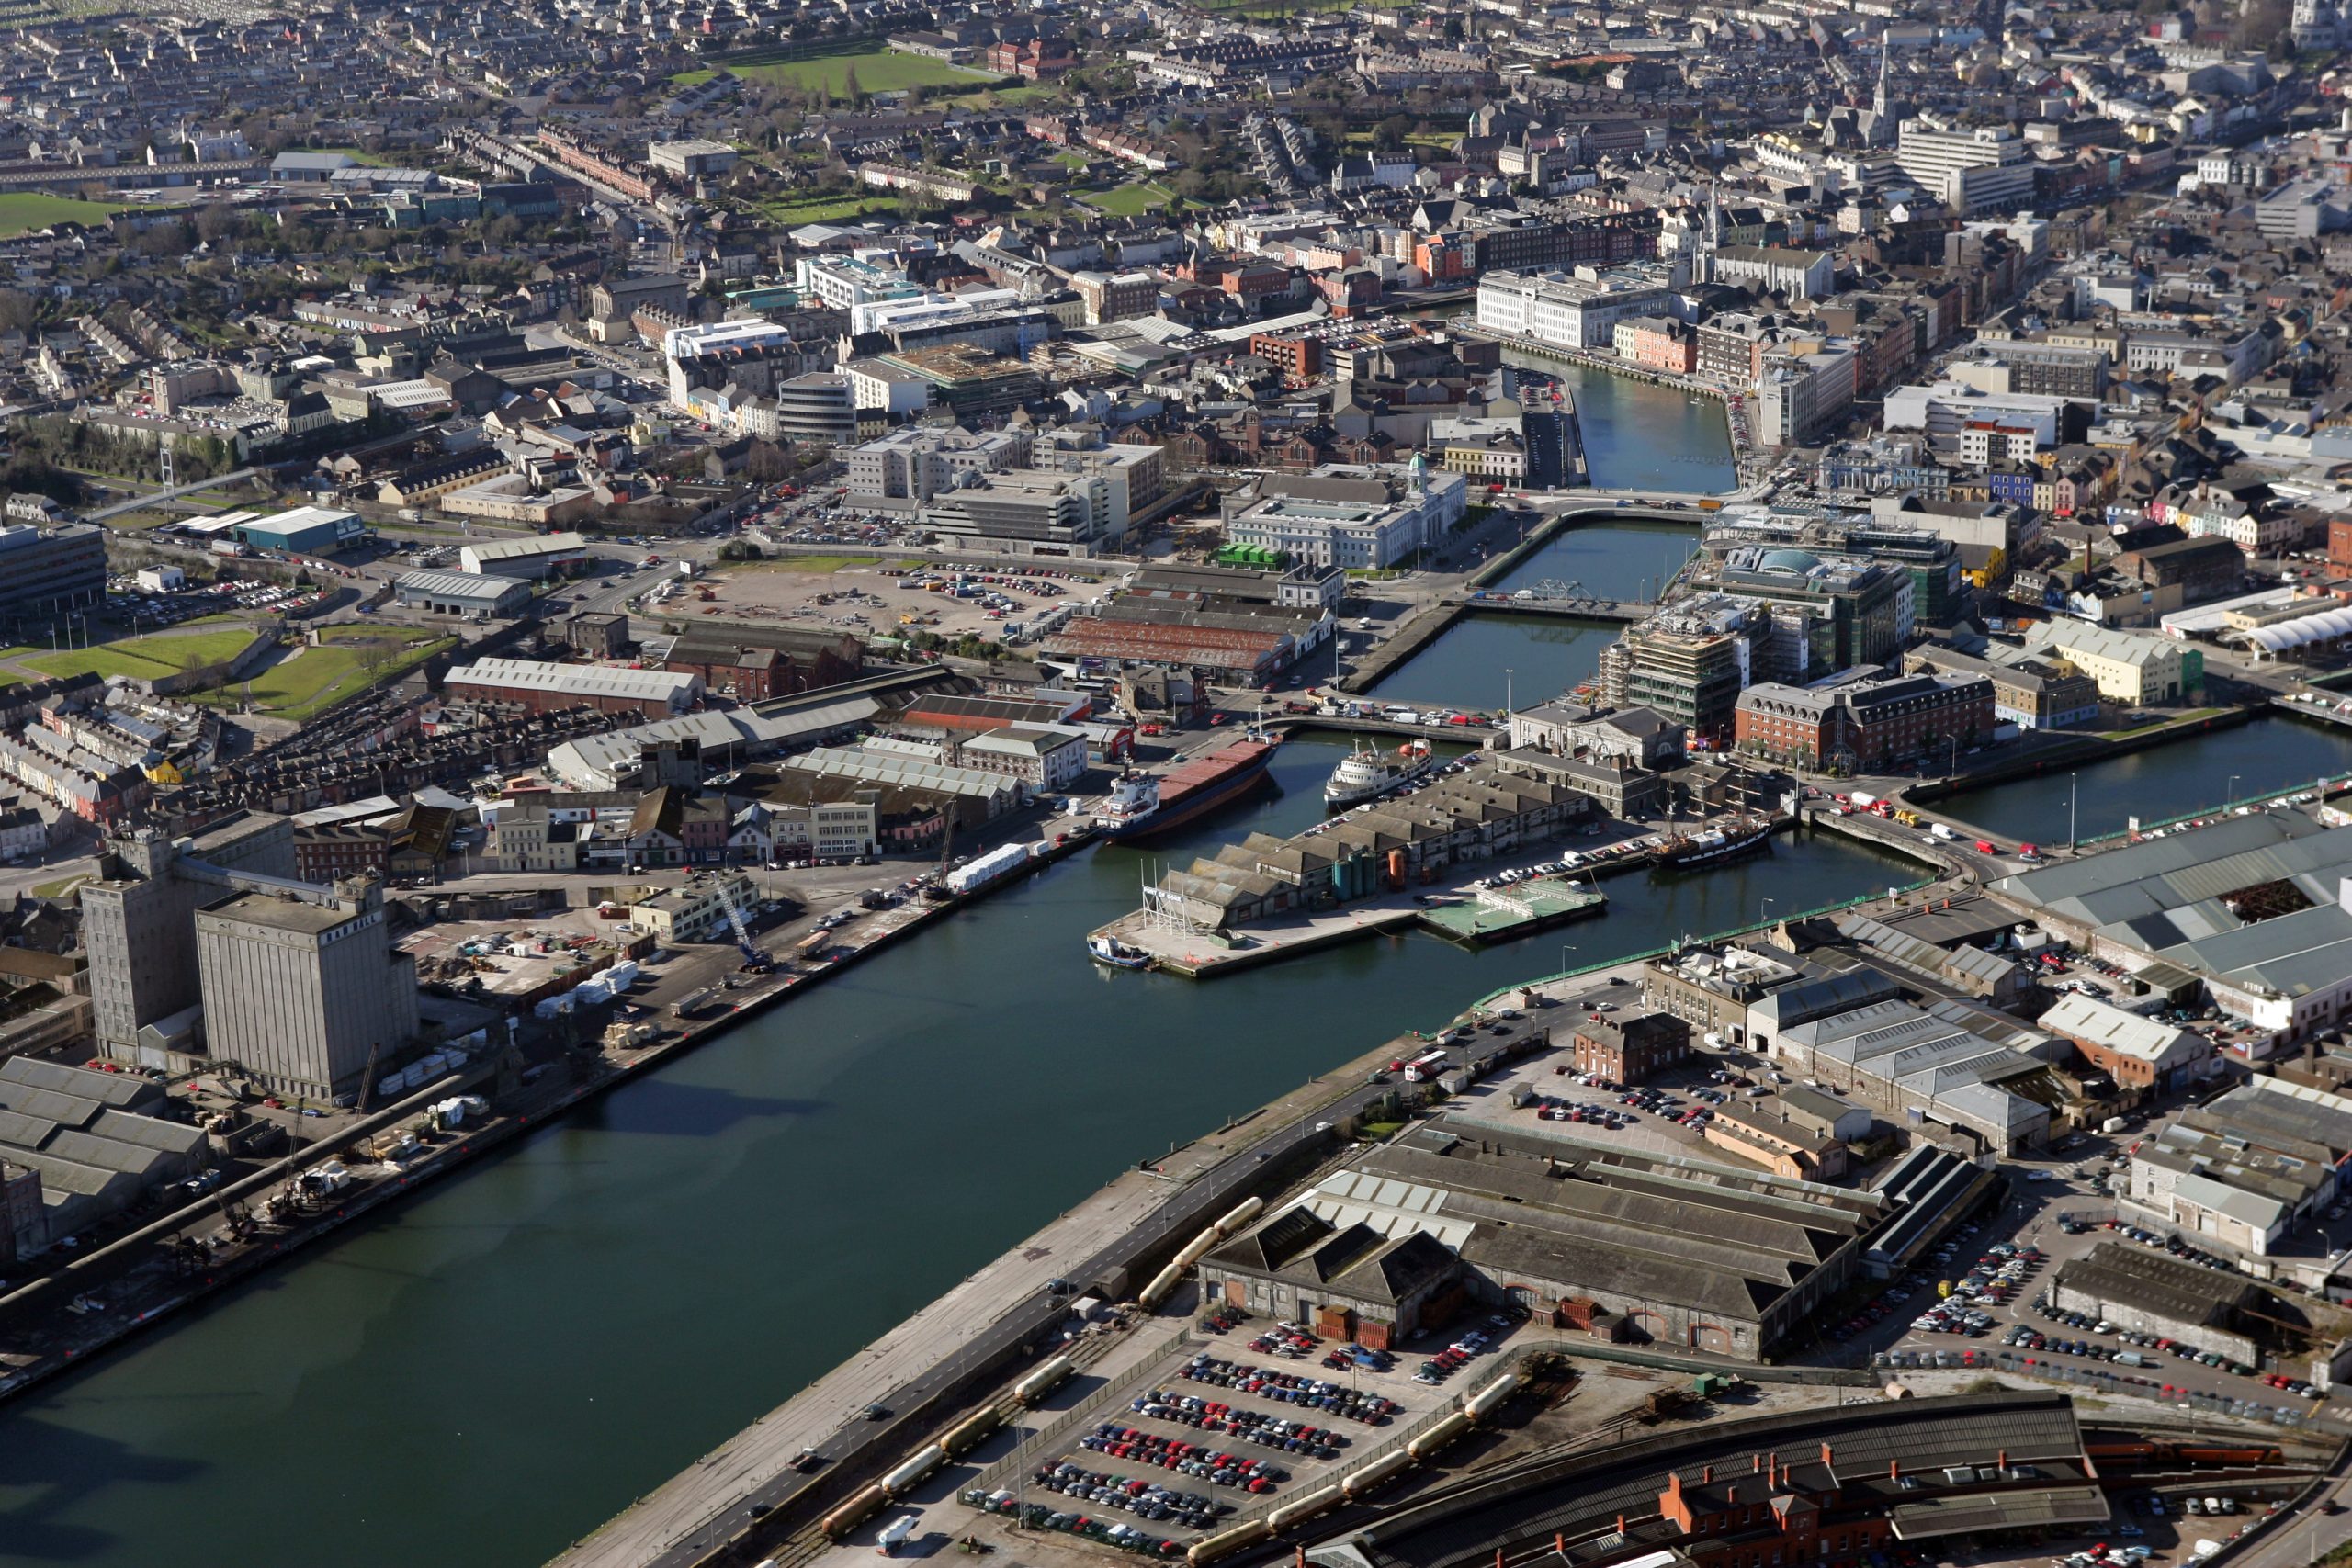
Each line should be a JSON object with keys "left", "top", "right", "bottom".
{"left": 1505, "top": 668, "right": 1514, "bottom": 716}
{"left": 1559, "top": 942, "right": 1576, "bottom": 980}
{"left": 1760, "top": 896, "right": 1774, "bottom": 930}
{"left": 2226, "top": 774, "right": 2240, "bottom": 809}
{"left": 2068, "top": 773, "right": 2078, "bottom": 851}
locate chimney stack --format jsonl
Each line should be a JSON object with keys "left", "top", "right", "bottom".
{"left": 1821, "top": 1442, "right": 1834, "bottom": 1468}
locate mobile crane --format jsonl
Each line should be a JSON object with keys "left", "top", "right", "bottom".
{"left": 710, "top": 874, "right": 774, "bottom": 973}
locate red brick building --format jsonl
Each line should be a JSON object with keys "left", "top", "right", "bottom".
{"left": 659, "top": 626, "right": 862, "bottom": 703}
{"left": 1570, "top": 1011, "right": 1691, "bottom": 1083}
{"left": 1735, "top": 671, "right": 1994, "bottom": 772}
{"left": 293, "top": 822, "right": 391, "bottom": 884}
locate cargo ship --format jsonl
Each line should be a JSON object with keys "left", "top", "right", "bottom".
{"left": 1096, "top": 738, "right": 1279, "bottom": 842}
{"left": 1653, "top": 816, "right": 1773, "bottom": 871}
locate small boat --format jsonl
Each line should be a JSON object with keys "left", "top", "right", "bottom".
{"left": 1324, "top": 739, "right": 1435, "bottom": 807}
{"left": 1087, "top": 934, "right": 1152, "bottom": 970}
{"left": 1655, "top": 816, "right": 1773, "bottom": 870}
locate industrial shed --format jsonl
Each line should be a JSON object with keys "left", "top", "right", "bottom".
{"left": 0, "top": 1056, "right": 208, "bottom": 1248}
{"left": 393, "top": 570, "right": 533, "bottom": 618}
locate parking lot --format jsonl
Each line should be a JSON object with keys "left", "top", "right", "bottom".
{"left": 957, "top": 1308, "right": 1523, "bottom": 1553}
{"left": 1838, "top": 1134, "right": 2347, "bottom": 1428}
{"left": 1442, "top": 1002, "right": 1784, "bottom": 1165}
{"left": 686, "top": 558, "right": 1107, "bottom": 649}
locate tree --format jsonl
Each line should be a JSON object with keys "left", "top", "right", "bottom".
{"left": 744, "top": 440, "right": 793, "bottom": 482}
{"left": 842, "top": 64, "right": 863, "bottom": 105}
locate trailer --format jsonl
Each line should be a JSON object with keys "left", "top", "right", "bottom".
{"left": 671, "top": 986, "right": 721, "bottom": 1019}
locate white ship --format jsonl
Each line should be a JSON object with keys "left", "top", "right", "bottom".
{"left": 1324, "top": 739, "right": 1435, "bottom": 807}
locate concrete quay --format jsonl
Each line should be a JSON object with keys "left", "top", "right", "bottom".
{"left": 559, "top": 1019, "right": 1457, "bottom": 1568}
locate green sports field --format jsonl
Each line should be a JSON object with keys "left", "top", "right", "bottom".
{"left": 675, "top": 47, "right": 999, "bottom": 95}
{"left": 0, "top": 193, "right": 135, "bottom": 238}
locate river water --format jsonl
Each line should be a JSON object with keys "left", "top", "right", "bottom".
{"left": 1932, "top": 716, "right": 2352, "bottom": 844}
{"left": 1504, "top": 352, "right": 1739, "bottom": 496}
{"left": 1371, "top": 355, "right": 1728, "bottom": 715}
{"left": 0, "top": 736, "right": 1916, "bottom": 1568}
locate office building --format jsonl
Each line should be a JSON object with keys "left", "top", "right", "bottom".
{"left": 196, "top": 876, "right": 419, "bottom": 1101}
{"left": 1735, "top": 667, "right": 1994, "bottom": 772}
{"left": 1718, "top": 547, "right": 1912, "bottom": 682}
{"left": 772, "top": 372, "right": 859, "bottom": 443}
{"left": 1474, "top": 265, "right": 1682, "bottom": 350}
{"left": 1600, "top": 595, "right": 1768, "bottom": 741}
{"left": 0, "top": 522, "right": 105, "bottom": 626}
{"left": 1222, "top": 458, "right": 1467, "bottom": 570}
{"left": 1895, "top": 121, "right": 2033, "bottom": 214}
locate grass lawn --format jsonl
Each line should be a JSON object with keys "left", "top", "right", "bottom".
{"left": 22, "top": 626, "right": 262, "bottom": 683}
{"left": 674, "top": 47, "right": 1000, "bottom": 95}
{"left": 0, "top": 193, "right": 138, "bottom": 239}
{"left": 100, "top": 510, "right": 182, "bottom": 531}
{"left": 310, "top": 145, "right": 401, "bottom": 167}
{"left": 758, "top": 193, "right": 899, "bottom": 225}
{"left": 31, "top": 874, "right": 87, "bottom": 902}
{"left": 209, "top": 626, "right": 448, "bottom": 722}
{"left": 1081, "top": 181, "right": 1177, "bottom": 217}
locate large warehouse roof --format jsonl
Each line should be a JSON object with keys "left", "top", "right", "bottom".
{"left": 447, "top": 658, "right": 700, "bottom": 705}
{"left": 2233, "top": 604, "right": 2352, "bottom": 653}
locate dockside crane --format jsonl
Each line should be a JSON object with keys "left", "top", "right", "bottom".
{"left": 709, "top": 873, "right": 773, "bottom": 972}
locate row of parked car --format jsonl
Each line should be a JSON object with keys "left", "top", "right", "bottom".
{"left": 1077, "top": 1421, "right": 1295, "bottom": 1484}
{"left": 1414, "top": 1323, "right": 1500, "bottom": 1386}
{"left": 1176, "top": 1356, "right": 1399, "bottom": 1424}
{"left": 1124, "top": 1394, "right": 1351, "bottom": 1459}
{"left": 963, "top": 1483, "right": 1196, "bottom": 1556}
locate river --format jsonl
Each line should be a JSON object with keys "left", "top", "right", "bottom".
{"left": 1364, "top": 613, "right": 1614, "bottom": 714}
{"left": 1932, "top": 716, "right": 2352, "bottom": 844}
{"left": 0, "top": 735, "right": 1916, "bottom": 1568}
{"left": 1499, "top": 350, "right": 1739, "bottom": 495}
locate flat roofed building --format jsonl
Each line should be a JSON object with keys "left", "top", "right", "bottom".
{"left": 234, "top": 506, "right": 367, "bottom": 557}
{"left": 194, "top": 878, "right": 419, "bottom": 1102}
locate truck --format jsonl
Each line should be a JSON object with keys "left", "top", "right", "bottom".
{"left": 1848, "top": 791, "right": 1879, "bottom": 810}
{"left": 211, "top": 539, "right": 253, "bottom": 558}
{"left": 1974, "top": 840, "right": 1999, "bottom": 854}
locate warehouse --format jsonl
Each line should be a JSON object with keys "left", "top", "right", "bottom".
{"left": 1198, "top": 1118, "right": 1893, "bottom": 1359}
{"left": 1042, "top": 612, "right": 1299, "bottom": 684}
{"left": 443, "top": 658, "right": 703, "bottom": 718}
{"left": 1770, "top": 996, "right": 2063, "bottom": 1154}
{"left": 0, "top": 1056, "right": 209, "bottom": 1249}
{"left": 393, "top": 570, "right": 533, "bottom": 619}
{"left": 1993, "top": 816, "right": 2352, "bottom": 1041}
{"left": 458, "top": 531, "right": 591, "bottom": 580}
{"left": 2050, "top": 1241, "right": 2270, "bottom": 1364}
{"left": 233, "top": 506, "right": 368, "bottom": 557}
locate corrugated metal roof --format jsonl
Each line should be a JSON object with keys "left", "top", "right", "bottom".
{"left": 397, "top": 569, "right": 526, "bottom": 602}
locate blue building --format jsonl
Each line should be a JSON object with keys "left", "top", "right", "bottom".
{"left": 233, "top": 506, "right": 367, "bottom": 557}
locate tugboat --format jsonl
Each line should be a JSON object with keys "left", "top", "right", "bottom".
{"left": 1086, "top": 933, "right": 1153, "bottom": 970}
{"left": 1323, "top": 739, "right": 1435, "bottom": 808}
{"left": 1654, "top": 816, "right": 1774, "bottom": 870}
